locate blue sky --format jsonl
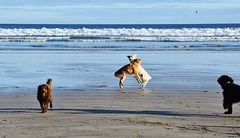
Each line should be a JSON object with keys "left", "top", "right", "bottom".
{"left": 0, "top": 0, "right": 239, "bottom": 24}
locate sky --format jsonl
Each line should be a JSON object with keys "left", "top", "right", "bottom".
{"left": 0, "top": 0, "right": 239, "bottom": 24}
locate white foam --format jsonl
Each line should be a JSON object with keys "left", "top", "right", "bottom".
{"left": 0, "top": 27, "right": 239, "bottom": 42}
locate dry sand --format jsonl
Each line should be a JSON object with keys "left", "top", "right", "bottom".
{"left": 1, "top": 88, "right": 240, "bottom": 138}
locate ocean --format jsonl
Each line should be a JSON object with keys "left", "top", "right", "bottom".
{"left": 0, "top": 24, "right": 240, "bottom": 51}
{"left": 0, "top": 24, "right": 240, "bottom": 92}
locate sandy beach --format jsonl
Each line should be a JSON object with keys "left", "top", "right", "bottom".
{"left": 1, "top": 51, "right": 240, "bottom": 137}
{"left": 1, "top": 88, "right": 240, "bottom": 137}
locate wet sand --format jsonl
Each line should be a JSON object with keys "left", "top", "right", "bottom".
{"left": 1, "top": 88, "right": 240, "bottom": 137}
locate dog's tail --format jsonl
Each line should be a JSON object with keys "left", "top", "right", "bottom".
{"left": 47, "top": 78, "right": 52, "bottom": 85}
{"left": 114, "top": 71, "right": 119, "bottom": 77}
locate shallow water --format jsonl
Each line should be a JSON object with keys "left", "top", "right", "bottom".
{"left": 1, "top": 41, "right": 240, "bottom": 51}
{"left": 1, "top": 50, "right": 240, "bottom": 93}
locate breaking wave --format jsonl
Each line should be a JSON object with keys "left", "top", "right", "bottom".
{"left": 0, "top": 27, "right": 239, "bottom": 42}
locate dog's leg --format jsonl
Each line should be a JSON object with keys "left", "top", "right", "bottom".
{"left": 119, "top": 82, "right": 123, "bottom": 89}
{"left": 119, "top": 74, "right": 126, "bottom": 89}
{"left": 40, "top": 102, "right": 43, "bottom": 110}
{"left": 223, "top": 99, "right": 233, "bottom": 114}
{"left": 118, "top": 75, "right": 122, "bottom": 89}
{"left": 119, "top": 75, "right": 126, "bottom": 89}
{"left": 50, "top": 100, "right": 53, "bottom": 108}
{"left": 42, "top": 106, "right": 45, "bottom": 113}
{"left": 224, "top": 103, "right": 233, "bottom": 114}
{"left": 132, "top": 67, "right": 142, "bottom": 83}
{"left": 223, "top": 98, "right": 228, "bottom": 109}
{"left": 49, "top": 97, "right": 53, "bottom": 108}
{"left": 42, "top": 103, "right": 48, "bottom": 113}
{"left": 225, "top": 107, "right": 232, "bottom": 114}
{"left": 132, "top": 73, "right": 142, "bottom": 83}
{"left": 142, "top": 79, "right": 149, "bottom": 89}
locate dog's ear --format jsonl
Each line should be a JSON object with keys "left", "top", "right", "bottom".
{"left": 127, "top": 56, "right": 132, "bottom": 60}
{"left": 132, "top": 54, "right": 137, "bottom": 59}
{"left": 38, "top": 85, "right": 42, "bottom": 92}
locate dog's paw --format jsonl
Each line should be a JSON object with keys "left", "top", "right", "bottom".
{"left": 119, "top": 84, "right": 123, "bottom": 89}
{"left": 119, "top": 82, "right": 124, "bottom": 89}
{"left": 224, "top": 111, "right": 232, "bottom": 114}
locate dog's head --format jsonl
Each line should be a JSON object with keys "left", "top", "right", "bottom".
{"left": 127, "top": 54, "right": 137, "bottom": 63}
{"left": 132, "top": 58, "right": 141, "bottom": 65}
{"left": 217, "top": 75, "right": 233, "bottom": 89}
{"left": 38, "top": 84, "right": 48, "bottom": 97}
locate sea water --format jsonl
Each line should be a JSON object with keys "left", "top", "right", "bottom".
{"left": 0, "top": 24, "right": 240, "bottom": 51}
{"left": 0, "top": 24, "right": 240, "bottom": 92}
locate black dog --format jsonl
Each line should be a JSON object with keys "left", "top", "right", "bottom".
{"left": 217, "top": 75, "right": 240, "bottom": 114}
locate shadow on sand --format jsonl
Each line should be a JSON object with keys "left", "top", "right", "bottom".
{"left": 0, "top": 108, "right": 238, "bottom": 119}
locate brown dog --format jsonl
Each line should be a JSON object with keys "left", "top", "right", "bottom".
{"left": 37, "top": 79, "right": 53, "bottom": 113}
{"left": 114, "top": 59, "right": 142, "bottom": 88}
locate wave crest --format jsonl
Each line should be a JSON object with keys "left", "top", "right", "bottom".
{"left": 0, "top": 27, "right": 239, "bottom": 42}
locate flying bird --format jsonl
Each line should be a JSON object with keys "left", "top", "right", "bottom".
{"left": 196, "top": 10, "right": 198, "bottom": 13}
